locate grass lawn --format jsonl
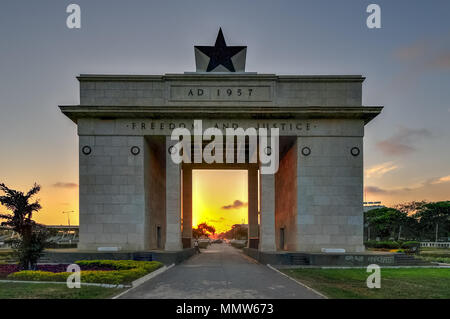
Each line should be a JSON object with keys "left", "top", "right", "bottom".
{"left": 0, "top": 281, "right": 124, "bottom": 299}
{"left": 418, "top": 248, "right": 450, "bottom": 263}
{"left": 419, "top": 248, "right": 450, "bottom": 255}
{"left": 282, "top": 268, "right": 450, "bottom": 299}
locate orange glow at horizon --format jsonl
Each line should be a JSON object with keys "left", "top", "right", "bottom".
{"left": 0, "top": 181, "right": 79, "bottom": 226}
{"left": 192, "top": 170, "right": 248, "bottom": 234}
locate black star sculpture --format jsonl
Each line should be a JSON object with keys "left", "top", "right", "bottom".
{"left": 195, "top": 28, "right": 247, "bottom": 72}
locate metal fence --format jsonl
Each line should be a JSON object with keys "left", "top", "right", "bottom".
{"left": 420, "top": 242, "right": 450, "bottom": 248}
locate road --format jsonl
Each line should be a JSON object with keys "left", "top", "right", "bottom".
{"left": 119, "top": 243, "right": 323, "bottom": 299}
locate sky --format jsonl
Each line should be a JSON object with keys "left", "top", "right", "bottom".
{"left": 192, "top": 170, "right": 248, "bottom": 234}
{"left": 0, "top": 1, "right": 449, "bottom": 227}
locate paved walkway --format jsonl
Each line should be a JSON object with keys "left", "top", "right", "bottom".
{"left": 119, "top": 243, "right": 323, "bottom": 299}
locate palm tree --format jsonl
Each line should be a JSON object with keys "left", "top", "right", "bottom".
{"left": 0, "top": 183, "right": 48, "bottom": 269}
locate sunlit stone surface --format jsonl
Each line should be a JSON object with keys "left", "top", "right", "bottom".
{"left": 60, "top": 73, "right": 382, "bottom": 253}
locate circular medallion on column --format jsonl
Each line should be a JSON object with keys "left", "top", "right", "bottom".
{"left": 81, "top": 146, "right": 92, "bottom": 155}
{"left": 131, "top": 146, "right": 140, "bottom": 156}
{"left": 264, "top": 146, "right": 272, "bottom": 156}
{"left": 301, "top": 146, "right": 311, "bottom": 156}
{"left": 168, "top": 145, "right": 177, "bottom": 155}
{"left": 350, "top": 147, "right": 360, "bottom": 157}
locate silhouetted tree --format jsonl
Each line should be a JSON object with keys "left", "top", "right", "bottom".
{"left": 0, "top": 183, "right": 48, "bottom": 269}
{"left": 395, "top": 201, "right": 428, "bottom": 216}
{"left": 395, "top": 201, "right": 427, "bottom": 239}
{"left": 413, "top": 201, "right": 450, "bottom": 241}
{"left": 192, "top": 222, "right": 216, "bottom": 239}
{"left": 365, "top": 201, "right": 450, "bottom": 241}
{"left": 217, "top": 224, "right": 248, "bottom": 240}
{"left": 364, "top": 207, "right": 413, "bottom": 240}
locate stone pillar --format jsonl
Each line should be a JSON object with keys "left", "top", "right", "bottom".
{"left": 78, "top": 135, "right": 148, "bottom": 251}
{"left": 296, "top": 135, "right": 364, "bottom": 252}
{"left": 165, "top": 137, "right": 183, "bottom": 251}
{"left": 259, "top": 172, "right": 277, "bottom": 251}
{"left": 182, "top": 167, "right": 193, "bottom": 248}
{"left": 248, "top": 167, "right": 259, "bottom": 249}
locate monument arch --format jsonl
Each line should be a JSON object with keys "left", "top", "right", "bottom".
{"left": 60, "top": 30, "right": 382, "bottom": 254}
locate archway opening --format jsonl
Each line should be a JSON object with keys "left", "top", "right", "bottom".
{"left": 192, "top": 169, "right": 248, "bottom": 240}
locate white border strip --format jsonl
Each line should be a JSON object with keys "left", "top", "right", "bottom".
{"left": 267, "top": 264, "right": 328, "bottom": 299}
{"left": 131, "top": 264, "right": 173, "bottom": 287}
{"left": 112, "top": 263, "right": 175, "bottom": 299}
{"left": 0, "top": 279, "right": 128, "bottom": 289}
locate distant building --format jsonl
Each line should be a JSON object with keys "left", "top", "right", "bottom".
{"left": 363, "top": 201, "right": 385, "bottom": 212}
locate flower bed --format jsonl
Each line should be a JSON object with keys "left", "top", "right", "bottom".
{"left": 0, "top": 263, "right": 116, "bottom": 278}
{"left": 0, "top": 264, "right": 18, "bottom": 278}
{"left": 365, "top": 241, "right": 421, "bottom": 253}
{"left": 5, "top": 260, "right": 163, "bottom": 285}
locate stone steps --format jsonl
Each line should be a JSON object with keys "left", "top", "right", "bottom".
{"left": 133, "top": 252, "right": 153, "bottom": 261}
{"left": 1, "top": 259, "right": 16, "bottom": 263}
{"left": 288, "top": 253, "right": 310, "bottom": 265}
{"left": 394, "top": 254, "right": 434, "bottom": 266}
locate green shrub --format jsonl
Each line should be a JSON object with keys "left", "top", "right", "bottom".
{"left": 75, "top": 260, "right": 136, "bottom": 270}
{"left": 365, "top": 241, "right": 421, "bottom": 251}
{"left": 418, "top": 255, "right": 450, "bottom": 264}
{"left": 8, "top": 271, "right": 69, "bottom": 282}
{"left": 401, "top": 241, "right": 420, "bottom": 254}
{"left": 401, "top": 241, "right": 420, "bottom": 249}
{"left": 7, "top": 260, "right": 163, "bottom": 285}
{"left": 364, "top": 241, "right": 400, "bottom": 249}
{"left": 80, "top": 269, "right": 147, "bottom": 285}
{"left": 75, "top": 260, "right": 162, "bottom": 272}
{"left": 45, "top": 243, "right": 78, "bottom": 249}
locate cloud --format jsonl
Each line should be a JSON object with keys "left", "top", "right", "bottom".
{"left": 390, "top": 38, "right": 450, "bottom": 90}
{"left": 365, "top": 162, "right": 399, "bottom": 178}
{"left": 376, "top": 141, "right": 414, "bottom": 156}
{"left": 365, "top": 186, "right": 388, "bottom": 194}
{"left": 376, "top": 127, "right": 431, "bottom": 156}
{"left": 221, "top": 200, "right": 247, "bottom": 210}
{"left": 365, "top": 185, "right": 415, "bottom": 196}
{"left": 429, "top": 52, "right": 450, "bottom": 69}
{"left": 365, "top": 173, "right": 450, "bottom": 196}
{"left": 394, "top": 40, "right": 427, "bottom": 61}
{"left": 394, "top": 38, "right": 450, "bottom": 70}
{"left": 52, "top": 182, "right": 78, "bottom": 189}
{"left": 430, "top": 175, "right": 450, "bottom": 185}
{"left": 208, "top": 217, "right": 226, "bottom": 223}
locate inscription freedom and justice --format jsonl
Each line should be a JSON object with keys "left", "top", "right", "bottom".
{"left": 126, "top": 121, "right": 315, "bottom": 132}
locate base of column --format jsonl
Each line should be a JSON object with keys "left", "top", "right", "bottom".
{"left": 182, "top": 237, "right": 192, "bottom": 248}
{"left": 164, "top": 242, "right": 183, "bottom": 251}
{"left": 259, "top": 239, "right": 277, "bottom": 252}
{"left": 259, "top": 247, "right": 277, "bottom": 252}
{"left": 248, "top": 238, "right": 259, "bottom": 249}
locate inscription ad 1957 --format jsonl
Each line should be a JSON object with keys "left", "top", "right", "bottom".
{"left": 169, "top": 85, "right": 272, "bottom": 102}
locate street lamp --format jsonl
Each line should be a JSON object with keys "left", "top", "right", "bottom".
{"left": 62, "top": 211, "right": 75, "bottom": 227}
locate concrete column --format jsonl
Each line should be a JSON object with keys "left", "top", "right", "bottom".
{"left": 165, "top": 137, "right": 183, "bottom": 251}
{"left": 247, "top": 167, "right": 259, "bottom": 249}
{"left": 78, "top": 135, "right": 148, "bottom": 251}
{"left": 182, "top": 167, "right": 193, "bottom": 248}
{"left": 259, "top": 172, "right": 277, "bottom": 251}
{"left": 296, "top": 135, "right": 365, "bottom": 252}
